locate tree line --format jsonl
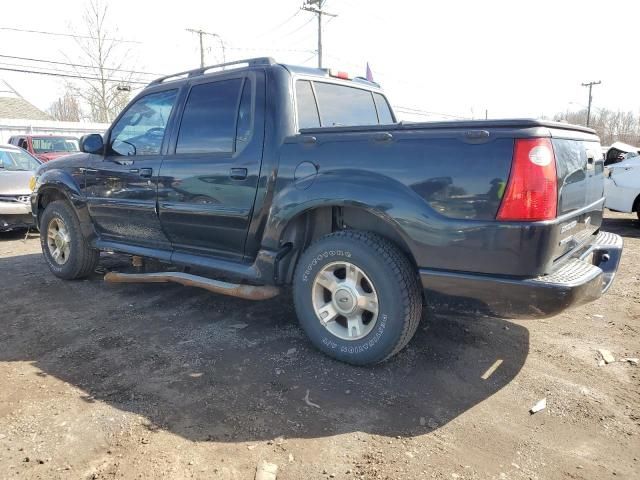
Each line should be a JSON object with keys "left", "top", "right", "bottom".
{"left": 554, "top": 109, "right": 640, "bottom": 146}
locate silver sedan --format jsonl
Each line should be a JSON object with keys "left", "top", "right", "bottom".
{"left": 0, "top": 144, "right": 41, "bottom": 232}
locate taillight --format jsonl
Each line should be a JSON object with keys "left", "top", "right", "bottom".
{"left": 496, "top": 138, "right": 558, "bottom": 221}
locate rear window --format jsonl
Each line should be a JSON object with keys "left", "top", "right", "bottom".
{"left": 313, "top": 82, "right": 378, "bottom": 127}
{"left": 295, "top": 80, "right": 393, "bottom": 129}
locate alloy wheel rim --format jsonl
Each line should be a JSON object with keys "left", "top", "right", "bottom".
{"left": 46, "top": 218, "right": 71, "bottom": 265}
{"left": 311, "top": 261, "right": 379, "bottom": 341}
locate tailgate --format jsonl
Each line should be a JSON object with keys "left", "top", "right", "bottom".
{"left": 551, "top": 129, "right": 604, "bottom": 261}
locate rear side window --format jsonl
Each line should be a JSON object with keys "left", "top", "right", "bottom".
{"left": 235, "top": 79, "right": 253, "bottom": 152}
{"left": 295, "top": 80, "right": 320, "bottom": 129}
{"left": 374, "top": 93, "right": 393, "bottom": 124}
{"left": 313, "top": 82, "right": 379, "bottom": 127}
{"left": 176, "top": 78, "right": 245, "bottom": 154}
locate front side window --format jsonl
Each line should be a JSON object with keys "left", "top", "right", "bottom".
{"left": 313, "top": 82, "right": 379, "bottom": 127}
{"left": 110, "top": 89, "right": 178, "bottom": 156}
{"left": 176, "top": 78, "right": 245, "bottom": 154}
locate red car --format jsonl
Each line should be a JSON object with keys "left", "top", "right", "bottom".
{"left": 8, "top": 135, "right": 79, "bottom": 162}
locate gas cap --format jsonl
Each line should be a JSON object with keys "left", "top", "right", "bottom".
{"left": 294, "top": 161, "right": 318, "bottom": 190}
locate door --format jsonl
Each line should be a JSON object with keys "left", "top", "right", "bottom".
{"left": 84, "top": 88, "right": 179, "bottom": 249}
{"left": 157, "top": 71, "right": 265, "bottom": 261}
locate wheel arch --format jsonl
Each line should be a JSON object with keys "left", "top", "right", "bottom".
{"left": 276, "top": 204, "right": 418, "bottom": 284}
{"left": 35, "top": 170, "right": 94, "bottom": 238}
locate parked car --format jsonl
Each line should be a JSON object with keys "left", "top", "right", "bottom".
{"left": 8, "top": 135, "right": 79, "bottom": 162}
{"left": 603, "top": 141, "right": 640, "bottom": 166}
{"left": 31, "top": 58, "right": 623, "bottom": 365}
{"left": 0, "top": 144, "right": 41, "bottom": 232}
{"left": 605, "top": 154, "right": 640, "bottom": 221}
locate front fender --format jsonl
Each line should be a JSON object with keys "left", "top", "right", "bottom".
{"left": 262, "top": 169, "right": 457, "bottom": 265}
{"left": 36, "top": 168, "right": 83, "bottom": 198}
{"left": 32, "top": 168, "right": 93, "bottom": 236}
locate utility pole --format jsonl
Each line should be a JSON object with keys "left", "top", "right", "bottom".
{"left": 301, "top": 0, "right": 336, "bottom": 68}
{"left": 186, "top": 28, "right": 226, "bottom": 68}
{"left": 581, "top": 80, "right": 601, "bottom": 127}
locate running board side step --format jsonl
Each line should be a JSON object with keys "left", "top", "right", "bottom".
{"left": 104, "top": 271, "right": 281, "bottom": 301}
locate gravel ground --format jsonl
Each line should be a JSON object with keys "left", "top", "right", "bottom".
{"left": 0, "top": 211, "right": 638, "bottom": 480}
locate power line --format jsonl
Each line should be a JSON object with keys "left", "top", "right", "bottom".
{"left": 279, "top": 16, "right": 316, "bottom": 40}
{"left": 0, "top": 54, "right": 163, "bottom": 76}
{"left": 224, "top": 45, "right": 314, "bottom": 54}
{"left": 253, "top": 10, "right": 301, "bottom": 39}
{"left": 0, "top": 66, "right": 149, "bottom": 85}
{"left": 0, "top": 26, "right": 141, "bottom": 43}
{"left": 393, "top": 106, "right": 469, "bottom": 120}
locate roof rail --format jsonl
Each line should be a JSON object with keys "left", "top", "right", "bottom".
{"left": 147, "top": 57, "right": 276, "bottom": 87}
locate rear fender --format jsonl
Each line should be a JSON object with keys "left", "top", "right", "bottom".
{"left": 262, "top": 169, "right": 441, "bottom": 264}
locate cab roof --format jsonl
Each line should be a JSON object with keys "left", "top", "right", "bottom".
{"left": 147, "top": 57, "right": 381, "bottom": 90}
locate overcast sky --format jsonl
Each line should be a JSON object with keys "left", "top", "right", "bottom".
{"left": 1, "top": 0, "right": 638, "bottom": 122}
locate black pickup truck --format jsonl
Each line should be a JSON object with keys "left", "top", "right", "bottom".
{"left": 31, "top": 57, "right": 623, "bottom": 365}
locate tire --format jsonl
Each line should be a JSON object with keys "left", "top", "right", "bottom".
{"left": 293, "top": 230, "right": 422, "bottom": 365}
{"left": 40, "top": 200, "right": 99, "bottom": 280}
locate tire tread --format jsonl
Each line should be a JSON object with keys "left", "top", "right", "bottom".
{"left": 41, "top": 200, "right": 99, "bottom": 280}
{"left": 294, "top": 229, "right": 422, "bottom": 364}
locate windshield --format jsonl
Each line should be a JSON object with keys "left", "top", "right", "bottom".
{"left": 0, "top": 148, "right": 41, "bottom": 171}
{"left": 31, "top": 136, "right": 79, "bottom": 154}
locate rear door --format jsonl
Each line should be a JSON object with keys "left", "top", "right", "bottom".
{"left": 157, "top": 70, "right": 265, "bottom": 261}
{"left": 83, "top": 88, "right": 179, "bottom": 249}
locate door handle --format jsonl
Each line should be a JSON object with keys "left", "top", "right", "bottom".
{"left": 139, "top": 168, "right": 153, "bottom": 178}
{"left": 230, "top": 167, "right": 248, "bottom": 180}
{"left": 115, "top": 159, "right": 134, "bottom": 166}
{"left": 373, "top": 132, "right": 393, "bottom": 142}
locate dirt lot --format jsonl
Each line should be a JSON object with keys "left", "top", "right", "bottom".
{"left": 1, "top": 212, "right": 638, "bottom": 480}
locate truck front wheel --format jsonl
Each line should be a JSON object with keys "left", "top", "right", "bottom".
{"left": 293, "top": 230, "right": 422, "bottom": 365}
{"left": 40, "top": 200, "right": 99, "bottom": 280}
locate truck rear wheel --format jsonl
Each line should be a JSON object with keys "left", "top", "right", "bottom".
{"left": 40, "top": 200, "right": 99, "bottom": 280}
{"left": 293, "top": 230, "right": 422, "bottom": 365}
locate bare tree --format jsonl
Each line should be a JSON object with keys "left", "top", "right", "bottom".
{"left": 48, "top": 85, "right": 83, "bottom": 122}
{"left": 554, "top": 108, "right": 640, "bottom": 146}
{"left": 68, "top": 0, "right": 135, "bottom": 123}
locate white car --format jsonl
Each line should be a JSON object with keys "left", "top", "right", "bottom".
{"left": 605, "top": 155, "right": 640, "bottom": 221}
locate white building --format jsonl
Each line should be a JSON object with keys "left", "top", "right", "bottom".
{"left": 0, "top": 80, "right": 108, "bottom": 143}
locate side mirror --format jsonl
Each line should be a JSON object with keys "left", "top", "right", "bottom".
{"left": 80, "top": 133, "right": 105, "bottom": 155}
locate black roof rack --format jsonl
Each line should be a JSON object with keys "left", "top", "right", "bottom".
{"left": 147, "top": 57, "right": 276, "bottom": 87}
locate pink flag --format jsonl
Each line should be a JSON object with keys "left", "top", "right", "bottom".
{"left": 366, "top": 62, "right": 374, "bottom": 82}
